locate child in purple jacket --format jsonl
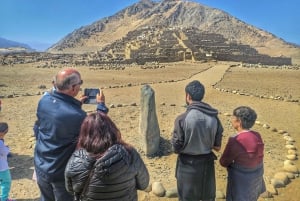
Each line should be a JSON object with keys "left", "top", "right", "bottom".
{"left": 0, "top": 122, "right": 15, "bottom": 201}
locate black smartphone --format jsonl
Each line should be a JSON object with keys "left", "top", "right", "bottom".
{"left": 83, "top": 88, "right": 100, "bottom": 104}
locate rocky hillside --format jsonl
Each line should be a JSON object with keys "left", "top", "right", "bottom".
{"left": 47, "top": 0, "right": 300, "bottom": 64}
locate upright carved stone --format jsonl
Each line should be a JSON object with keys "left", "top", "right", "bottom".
{"left": 139, "top": 84, "right": 160, "bottom": 156}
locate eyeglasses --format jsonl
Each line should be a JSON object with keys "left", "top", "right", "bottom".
{"left": 74, "top": 80, "right": 83, "bottom": 86}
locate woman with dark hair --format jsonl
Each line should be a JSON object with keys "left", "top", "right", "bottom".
{"left": 220, "top": 106, "right": 265, "bottom": 201}
{"left": 65, "top": 112, "right": 149, "bottom": 201}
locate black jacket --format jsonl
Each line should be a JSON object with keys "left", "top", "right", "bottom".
{"left": 65, "top": 144, "right": 149, "bottom": 201}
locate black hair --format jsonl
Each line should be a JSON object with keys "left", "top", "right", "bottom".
{"left": 185, "top": 80, "right": 205, "bottom": 101}
{"left": 0, "top": 122, "right": 8, "bottom": 133}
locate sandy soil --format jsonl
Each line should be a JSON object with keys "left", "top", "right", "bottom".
{"left": 0, "top": 61, "right": 299, "bottom": 201}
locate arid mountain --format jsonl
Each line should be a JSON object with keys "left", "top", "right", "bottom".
{"left": 47, "top": 0, "right": 300, "bottom": 64}
{"left": 0, "top": 37, "right": 35, "bottom": 54}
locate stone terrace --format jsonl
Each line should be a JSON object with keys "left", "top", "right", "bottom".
{"left": 0, "top": 26, "right": 292, "bottom": 66}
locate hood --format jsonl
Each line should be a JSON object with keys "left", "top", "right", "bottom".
{"left": 94, "top": 144, "right": 130, "bottom": 178}
{"left": 187, "top": 101, "right": 219, "bottom": 117}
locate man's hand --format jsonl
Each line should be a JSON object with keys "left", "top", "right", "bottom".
{"left": 213, "top": 146, "right": 221, "bottom": 152}
{"left": 79, "top": 94, "right": 88, "bottom": 104}
{"left": 96, "top": 89, "right": 105, "bottom": 103}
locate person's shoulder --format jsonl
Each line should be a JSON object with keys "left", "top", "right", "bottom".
{"left": 235, "top": 131, "right": 258, "bottom": 142}
{"left": 250, "top": 130, "right": 261, "bottom": 136}
{"left": 71, "top": 149, "right": 95, "bottom": 164}
{"left": 249, "top": 130, "right": 263, "bottom": 140}
{"left": 175, "top": 111, "right": 188, "bottom": 120}
{"left": 39, "top": 91, "right": 54, "bottom": 101}
{"left": 129, "top": 147, "right": 145, "bottom": 166}
{"left": 128, "top": 146, "right": 139, "bottom": 154}
{"left": 228, "top": 134, "right": 239, "bottom": 140}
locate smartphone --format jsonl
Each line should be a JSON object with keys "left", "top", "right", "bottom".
{"left": 83, "top": 88, "right": 100, "bottom": 104}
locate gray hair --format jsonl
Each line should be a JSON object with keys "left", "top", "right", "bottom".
{"left": 55, "top": 71, "right": 80, "bottom": 90}
{"left": 233, "top": 106, "right": 257, "bottom": 129}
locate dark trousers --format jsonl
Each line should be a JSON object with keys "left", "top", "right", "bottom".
{"left": 36, "top": 174, "right": 73, "bottom": 201}
{"left": 176, "top": 153, "right": 216, "bottom": 201}
{"left": 226, "top": 163, "right": 265, "bottom": 201}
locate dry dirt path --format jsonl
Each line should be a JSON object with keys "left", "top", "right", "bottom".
{"left": 101, "top": 62, "right": 229, "bottom": 106}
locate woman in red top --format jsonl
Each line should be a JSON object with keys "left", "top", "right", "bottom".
{"left": 220, "top": 106, "right": 265, "bottom": 201}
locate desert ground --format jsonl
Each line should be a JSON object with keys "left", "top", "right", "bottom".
{"left": 0, "top": 61, "right": 299, "bottom": 201}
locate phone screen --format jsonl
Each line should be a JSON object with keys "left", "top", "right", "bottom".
{"left": 84, "top": 88, "right": 100, "bottom": 104}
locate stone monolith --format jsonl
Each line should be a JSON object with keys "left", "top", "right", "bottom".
{"left": 139, "top": 84, "right": 160, "bottom": 156}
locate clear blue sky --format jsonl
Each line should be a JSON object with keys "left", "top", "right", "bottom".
{"left": 0, "top": 0, "right": 299, "bottom": 51}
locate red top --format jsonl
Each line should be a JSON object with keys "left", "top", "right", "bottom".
{"left": 220, "top": 130, "right": 264, "bottom": 168}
